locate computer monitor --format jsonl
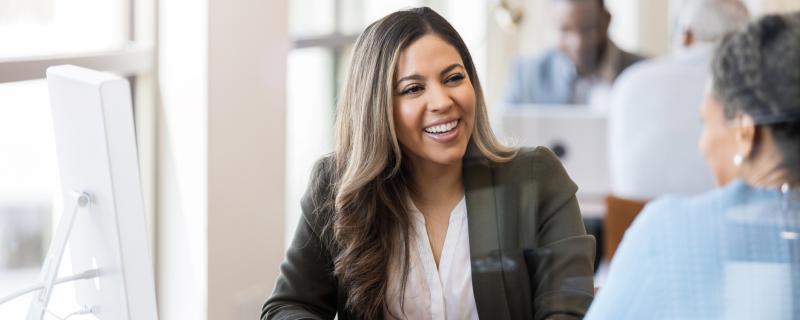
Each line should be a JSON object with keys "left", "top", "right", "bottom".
{"left": 28, "top": 65, "right": 158, "bottom": 319}
{"left": 498, "top": 104, "right": 609, "bottom": 215}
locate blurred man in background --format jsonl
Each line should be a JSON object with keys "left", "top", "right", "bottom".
{"left": 608, "top": 0, "right": 750, "bottom": 200}
{"left": 506, "top": 0, "right": 644, "bottom": 106}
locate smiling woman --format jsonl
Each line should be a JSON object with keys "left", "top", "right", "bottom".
{"left": 263, "top": 7, "right": 596, "bottom": 320}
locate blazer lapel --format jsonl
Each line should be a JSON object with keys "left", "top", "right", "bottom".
{"left": 463, "top": 144, "right": 512, "bottom": 320}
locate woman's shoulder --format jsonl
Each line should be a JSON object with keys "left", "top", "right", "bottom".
{"left": 309, "top": 153, "right": 336, "bottom": 179}
{"left": 300, "top": 154, "right": 337, "bottom": 230}
{"left": 494, "top": 146, "right": 572, "bottom": 182}
{"left": 516, "top": 145, "right": 561, "bottom": 165}
{"left": 473, "top": 146, "right": 577, "bottom": 198}
{"left": 307, "top": 154, "right": 336, "bottom": 196}
{"left": 634, "top": 181, "right": 748, "bottom": 231}
{"left": 491, "top": 146, "right": 561, "bottom": 171}
{"left": 645, "top": 181, "right": 748, "bottom": 212}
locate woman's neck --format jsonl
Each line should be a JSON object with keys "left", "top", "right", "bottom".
{"left": 743, "top": 165, "right": 800, "bottom": 190}
{"left": 407, "top": 158, "right": 464, "bottom": 211}
{"left": 741, "top": 139, "right": 800, "bottom": 189}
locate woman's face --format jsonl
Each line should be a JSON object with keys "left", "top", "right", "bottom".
{"left": 392, "top": 34, "right": 476, "bottom": 168}
{"left": 698, "top": 94, "right": 739, "bottom": 186}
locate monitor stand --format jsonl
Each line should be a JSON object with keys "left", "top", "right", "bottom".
{"left": 27, "top": 191, "right": 93, "bottom": 320}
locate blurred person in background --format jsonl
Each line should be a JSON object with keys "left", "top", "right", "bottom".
{"left": 608, "top": 0, "right": 750, "bottom": 200}
{"left": 587, "top": 13, "right": 800, "bottom": 319}
{"left": 505, "top": 0, "right": 644, "bottom": 106}
{"left": 264, "top": 7, "right": 595, "bottom": 320}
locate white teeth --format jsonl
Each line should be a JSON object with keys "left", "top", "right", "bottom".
{"left": 424, "top": 120, "right": 458, "bottom": 134}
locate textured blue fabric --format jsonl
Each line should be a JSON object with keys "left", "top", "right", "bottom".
{"left": 587, "top": 180, "right": 800, "bottom": 319}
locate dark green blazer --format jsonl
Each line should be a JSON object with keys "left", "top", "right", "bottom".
{"left": 263, "top": 145, "right": 596, "bottom": 320}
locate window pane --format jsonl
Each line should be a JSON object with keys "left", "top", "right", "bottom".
{"left": 0, "top": 0, "right": 128, "bottom": 58}
{"left": 335, "top": 44, "right": 353, "bottom": 93}
{"left": 0, "top": 80, "right": 59, "bottom": 201}
{"left": 339, "top": 0, "right": 429, "bottom": 34}
{"left": 285, "top": 48, "right": 335, "bottom": 246}
{"left": 0, "top": 80, "right": 57, "bottom": 317}
{"left": 288, "top": 0, "right": 335, "bottom": 38}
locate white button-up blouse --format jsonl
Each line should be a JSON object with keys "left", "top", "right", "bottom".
{"left": 386, "top": 196, "right": 480, "bottom": 320}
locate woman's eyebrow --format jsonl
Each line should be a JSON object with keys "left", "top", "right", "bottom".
{"left": 395, "top": 64, "right": 465, "bottom": 85}
{"left": 440, "top": 63, "right": 464, "bottom": 76}
{"left": 396, "top": 74, "right": 424, "bottom": 84}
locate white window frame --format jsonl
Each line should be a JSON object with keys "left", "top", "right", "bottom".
{"left": 0, "top": 0, "right": 157, "bottom": 250}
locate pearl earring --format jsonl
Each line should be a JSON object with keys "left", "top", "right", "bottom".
{"left": 733, "top": 154, "right": 744, "bottom": 167}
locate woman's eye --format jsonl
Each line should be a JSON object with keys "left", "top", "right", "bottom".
{"left": 402, "top": 85, "right": 423, "bottom": 95}
{"left": 445, "top": 74, "right": 465, "bottom": 84}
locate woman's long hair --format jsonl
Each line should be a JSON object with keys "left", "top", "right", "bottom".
{"left": 329, "top": 7, "right": 516, "bottom": 318}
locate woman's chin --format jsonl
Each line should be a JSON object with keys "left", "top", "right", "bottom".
{"left": 405, "top": 139, "right": 470, "bottom": 167}
{"left": 425, "top": 148, "right": 468, "bottom": 166}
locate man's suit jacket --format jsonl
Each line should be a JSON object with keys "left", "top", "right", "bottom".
{"left": 263, "top": 145, "right": 596, "bottom": 320}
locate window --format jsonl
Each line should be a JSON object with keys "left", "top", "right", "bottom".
{"left": 0, "top": 0, "right": 154, "bottom": 318}
{"left": 0, "top": 0, "right": 128, "bottom": 58}
{"left": 0, "top": 79, "right": 60, "bottom": 316}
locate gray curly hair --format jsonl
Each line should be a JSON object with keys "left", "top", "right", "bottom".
{"left": 711, "top": 12, "right": 800, "bottom": 171}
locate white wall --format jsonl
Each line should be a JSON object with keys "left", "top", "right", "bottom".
{"left": 606, "top": 0, "right": 670, "bottom": 56}
{"left": 157, "top": 0, "right": 287, "bottom": 319}
{"left": 207, "top": 0, "right": 287, "bottom": 318}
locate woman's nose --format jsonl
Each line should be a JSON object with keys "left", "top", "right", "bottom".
{"left": 427, "top": 84, "right": 454, "bottom": 113}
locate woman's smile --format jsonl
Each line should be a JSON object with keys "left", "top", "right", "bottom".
{"left": 422, "top": 118, "right": 461, "bottom": 143}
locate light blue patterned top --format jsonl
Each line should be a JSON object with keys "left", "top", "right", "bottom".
{"left": 586, "top": 180, "right": 800, "bottom": 319}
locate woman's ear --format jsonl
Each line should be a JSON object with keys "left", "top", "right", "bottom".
{"left": 735, "top": 114, "right": 756, "bottom": 159}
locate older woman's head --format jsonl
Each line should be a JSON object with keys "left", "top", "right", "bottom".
{"left": 699, "top": 12, "right": 800, "bottom": 187}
